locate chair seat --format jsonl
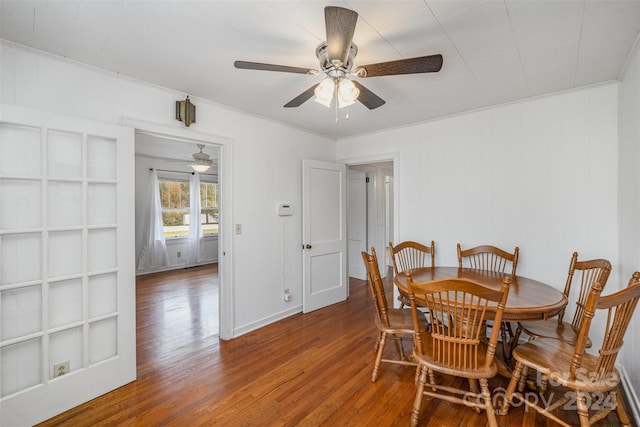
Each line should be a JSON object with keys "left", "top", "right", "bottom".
{"left": 378, "top": 308, "right": 427, "bottom": 334}
{"left": 413, "top": 330, "right": 498, "bottom": 380}
{"left": 512, "top": 338, "right": 620, "bottom": 393}
{"left": 519, "top": 319, "right": 591, "bottom": 347}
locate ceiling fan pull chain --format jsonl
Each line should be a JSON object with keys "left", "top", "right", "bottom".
{"left": 335, "top": 81, "right": 339, "bottom": 124}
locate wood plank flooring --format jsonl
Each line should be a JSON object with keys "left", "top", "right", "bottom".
{"left": 38, "top": 264, "right": 635, "bottom": 426}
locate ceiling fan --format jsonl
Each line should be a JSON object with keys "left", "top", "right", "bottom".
{"left": 180, "top": 144, "right": 214, "bottom": 173}
{"left": 234, "top": 6, "right": 443, "bottom": 112}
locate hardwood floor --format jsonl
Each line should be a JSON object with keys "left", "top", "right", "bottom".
{"left": 38, "top": 264, "right": 635, "bottom": 426}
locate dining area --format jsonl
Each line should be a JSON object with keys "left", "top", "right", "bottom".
{"left": 362, "top": 241, "right": 640, "bottom": 427}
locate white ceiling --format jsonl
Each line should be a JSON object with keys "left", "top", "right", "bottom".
{"left": 1, "top": 0, "right": 640, "bottom": 139}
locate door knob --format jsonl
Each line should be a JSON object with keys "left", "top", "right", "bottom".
{"left": 305, "top": 244, "right": 312, "bottom": 249}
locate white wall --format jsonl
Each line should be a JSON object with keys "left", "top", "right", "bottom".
{"left": 618, "top": 40, "right": 640, "bottom": 413}
{"left": 339, "top": 84, "right": 619, "bottom": 286}
{"left": 1, "top": 42, "right": 336, "bottom": 337}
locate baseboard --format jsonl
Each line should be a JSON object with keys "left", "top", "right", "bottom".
{"left": 233, "top": 305, "right": 302, "bottom": 337}
{"left": 619, "top": 364, "right": 640, "bottom": 425}
{"left": 135, "top": 260, "right": 217, "bottom": 276}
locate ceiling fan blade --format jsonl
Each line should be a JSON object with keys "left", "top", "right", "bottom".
{"left": 325, "top": 6, "right": 358, "bottom": 67}
{"left": 234, "top": 61, "right": 318, "bottom": 75}
{"left": 355, "top": 54, "right": 443, "bottom": 77}
{"left": 284, "top": 85, "right": 318, "bottom": 108}
{"left": 353, "top": 81, "right": 385, "bottom": 110}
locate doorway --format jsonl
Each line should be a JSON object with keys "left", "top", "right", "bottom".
{"left": 134, "top": 133, "right": 221, "bottom": 336}
{"left": 121, "top": 115, "right": 234, "bottom": 341}
{"left": 347, "top": 161, "right": 394, "bottom": 280}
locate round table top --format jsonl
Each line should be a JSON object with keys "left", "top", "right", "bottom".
{"left": 393, "top": 266, "right": 567, "bottom": 322}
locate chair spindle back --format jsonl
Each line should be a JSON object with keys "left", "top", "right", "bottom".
{"left": 389, "top": 241, "right": 435, "bottom": 275}
{"left": 457, "top": 244, "right": 519, "bottom": 277}
{"left": 559, "top": 252, "right": 611, "bottom": 331}
{"left": 407, "top": 276, "right": 510, "bottom": 371}
{"left": 571, "top": 272, "right": 640, "bottom": 382}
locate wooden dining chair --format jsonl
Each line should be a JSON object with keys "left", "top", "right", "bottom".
{"left": 389, "top": 240, "right": 436, "bottom": 308}
{"left": 457, "top": 243, "right": 519, "bottom": 355}
{"left": 361, "top": 248, "right": 428, "bottom": 382}
{"left": 389, "top": 240, "right": 436, "bottom": 274}
{"left": 500, "top": 272, "right": 640, "bottom": 427}
{"left": 512, "top": 252, "right": 611, "bottom": 351}
{"left": 457, "top": 243, "right": 519, "bottom": 277}
{"left": 407, "top": 274, "right": 511, "bottom": 427}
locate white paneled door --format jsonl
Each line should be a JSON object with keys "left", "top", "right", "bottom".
{"left": 347, "top": 170, "right": 367, "bottom": 280}
{"left": 302, "top": 159, "right": 347, "bottom": 313}
{"left": 0, "top": 105, "right": 136, "bottom": 426}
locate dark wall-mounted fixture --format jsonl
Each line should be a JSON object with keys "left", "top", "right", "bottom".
{"left": 176, "top": 96, "right": 196, "bottom": 127}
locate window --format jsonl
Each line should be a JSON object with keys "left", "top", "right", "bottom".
{"left": 158, "top": 175, "right": 219, "bottom": 237}
{"left": 200, "top": 181, "right": 219, "bottom": 235}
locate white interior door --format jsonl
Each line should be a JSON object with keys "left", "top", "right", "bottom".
{"left": 348, "top": 170, "right": 367, "bottom": 280}
{"left": 0, "top": 105, "right": 136, "bottom": 425}
{"left": 302, "top": 159, "right": 347, "bottom": 313}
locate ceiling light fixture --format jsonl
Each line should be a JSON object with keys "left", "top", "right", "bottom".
{"left": 189, "top": 144, "right": 212, "bottom": 172}
{"left": 314, "top": 77, "right": 335, "bottom": 107}
{"left": 191, "top": 162, "right": 210, "bottom": 173}
{"left": 313, "top": 77, "right": 359, "bottom": 109}
{"left": 337, "top": 78, "right": 359, "bottom": 108}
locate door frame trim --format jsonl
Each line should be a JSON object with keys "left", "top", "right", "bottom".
{"left": 120, "top": 117, "right": 235, "bottom": 340}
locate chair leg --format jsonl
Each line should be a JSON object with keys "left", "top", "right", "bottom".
{"left": 576, "top": 391, "right": 591, "bottom": 427}
{"left": 427, "top": 368, "right": 437, "bottom": 391}
{"left": 539, "top": 374, "right": 549, "bottom": 393}
{"left": 500, "top": 360, "right": 523, "bottom": 416}
{"left": 517, "top": 365, "right": 529, "bottom": 393}
{"left": 613, "top": 389, "right": 632, "bottom": 427}
{"left": 411, "top": 365, "right": 428, "bottom": 427}
{"left": 372, "top": 331, "right": 387, "bottom": 382}
{"left": 373, "top": 332, "right": 380, "bottom": 353}
{"left": 480, "top": 378, "right": 498, "bottom": 427}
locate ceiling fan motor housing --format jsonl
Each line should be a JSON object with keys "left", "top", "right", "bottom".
{"left": 316, "top": 42, "right": 358, "bottom": 78}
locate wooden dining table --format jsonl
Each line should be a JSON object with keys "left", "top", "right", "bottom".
{"left": 394, "top": 266, "right": 567, "bottom": 376}
{"left": 393, "top": 266, "right": 567, "bottom": 322}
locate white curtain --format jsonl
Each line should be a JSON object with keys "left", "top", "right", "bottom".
{"left": 138, "top": 169, "right": 169, "bottom": 270}
{"left": 187, "top": 172, "right": 203, "bottom": 264}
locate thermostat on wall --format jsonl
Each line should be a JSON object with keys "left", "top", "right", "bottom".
{"left": 278, "top": 204, "right": 294, "bottom": 216}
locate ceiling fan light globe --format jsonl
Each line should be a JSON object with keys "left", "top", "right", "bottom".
{"left": 314, "top": 96, "right": 332, "bottom": 108}
{"left": 338, "top": 96, "right": 357, "bottom": 108}
{"left": 315, "top": 77, "right": 335, "bottom": 96}
{"left": 337, "top": 79, "right": 359, "bottom": 108}
{"left": 314, "top": 77, "right": 335, "bottom": 108}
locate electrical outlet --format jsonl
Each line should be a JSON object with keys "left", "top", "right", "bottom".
{"left": 54, "top": 361, "right": 70, "bottom": 377}
{"left": 177, "top": 251, "right": 181, "bottom": 258}
{"left": 235, "top": 224, "right": 242, "bottom": 235}
{"left": 284, "top": 288, "right": 291, "bottom": 302}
